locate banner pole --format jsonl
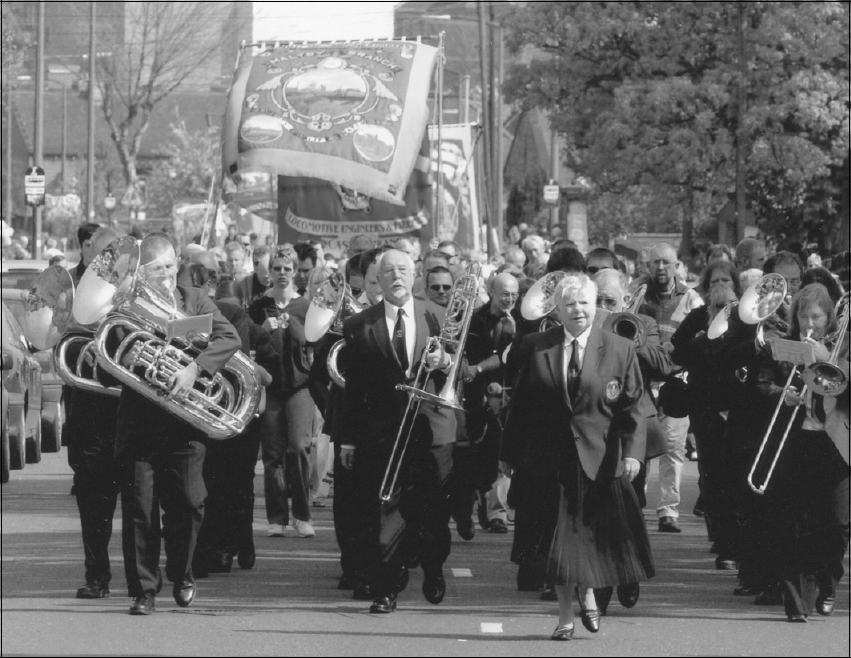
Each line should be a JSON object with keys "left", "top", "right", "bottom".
{"left": 434, "top": 32, "right": 445, "bottom": 246}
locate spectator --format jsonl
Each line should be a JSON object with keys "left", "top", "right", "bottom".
{"left": 735, "top": 238, "right": 766, "bottom": 272}
{"left": 223, "top": 242, "right": 248, "bottom": 278}
{"left": 706, "top": 244, "right": 734, "bottom": 262}
{"left": 585, "top": 247, "right": 619, "bottom": 275}
{"left": 347, "top": 234, "right": 375, "bottom": 258}
{"left": 504, "top": 246, "right": 526, "bottom": 269}
{"left": 424, "top": 266, "right": 454, "bottom": 308}
{"left": 521, "top": 235, "right": 547, "bottom": 265}
{"left": 294, "top": 243, "right": 319, "bottom": 296}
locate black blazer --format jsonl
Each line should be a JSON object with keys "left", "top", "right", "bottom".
{"left": 339, "top": 299, "right": 456, "bottom": 450}
{"left": 502, "top": 326, "right": 645, "bottom": 482}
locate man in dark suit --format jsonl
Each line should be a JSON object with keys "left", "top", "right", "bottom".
{"left": 70, "top": 222, "right": 102, "bottom": 285}
{"left": 339, "top": 249, "right": 457, "bottom": 614}
{"left": 501, "top": 273, "right": 647, "bottom": 634}
{"left": 107, "top": 234, "right": 240, "bottom": 615}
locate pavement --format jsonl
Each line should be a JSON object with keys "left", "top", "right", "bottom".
{"left": 1, "top": 453, "right": 848, "bottom": 657}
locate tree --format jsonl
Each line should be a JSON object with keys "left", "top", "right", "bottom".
{"left": 505, "top": 2, "right": 849, "bottom": 252}
{"left": 94, "top": 2, "right": 243, "bottom": 189}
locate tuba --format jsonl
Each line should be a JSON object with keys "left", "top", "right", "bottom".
{"left": 801, "top": 292, "right": 850, "bottom": 398}
{"left": 304, "top": 271, "right": 365, "bottom": 389}
{"left": 78, "top": 237, "right": 261, "bottom": 440}
{"left": 521, "top": 271, "right": 567, "bottom": 324}
{"left": 738, "top": 273, "right": 789, "bottom": 346}
{"left": 602, "top": 283, "right": 647, "bottom": 348}
{"left": 379, "top": 262, "right": 481, "bottom": 501}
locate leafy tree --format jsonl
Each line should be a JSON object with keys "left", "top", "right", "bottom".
{"left": 505, "top": 1, "right": 849, "bottom": 252}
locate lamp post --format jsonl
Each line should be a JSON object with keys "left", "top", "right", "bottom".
{"left": 104, "top": 191, "right": 116, "bottom": 228}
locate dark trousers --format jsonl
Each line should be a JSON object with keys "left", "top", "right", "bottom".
{"left": 120, "top": 439, "right": 207, "bottom": 597}
{"left": 196, "top": 418, "right": 260, "bottom": 562}
{"left": 261, "top": 388, "right": 314, "bottom": 525}
{"left": 333, "top": 442, "right": 371, "bottom": 582}
{"left": 449, "top": 406, "right": 501, "bottom": 524}
{"left": 355, "top": 428, "right": 453, "bottom": 598}
{"left": 68, "top": 432, "right": 119, "bottom": 585}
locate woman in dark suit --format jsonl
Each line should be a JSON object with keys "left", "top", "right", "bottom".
{"left": 502, "top": 274, "right": 653, "bottom": 640}
{"left": 756, "top": 284, "right": 849, "bottom": 622}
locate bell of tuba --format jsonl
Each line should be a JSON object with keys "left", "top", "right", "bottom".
{"left": 603, "top": 283, "right": 647, "bottom": 348}
{"left": 738, "top": 273, "right": 789, "bottom": 346}
{"left": 521, "top": 271, "right": 567, "bottom": 322}
{"left": 82, "top": 238, "right": 261, "bottom": 440}
{"left": 801, "top": 293, "right": 850, "bottom": 398}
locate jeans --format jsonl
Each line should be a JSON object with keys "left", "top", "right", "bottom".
{"left": 656, "top": 414, "right": 690, "bottom": 519}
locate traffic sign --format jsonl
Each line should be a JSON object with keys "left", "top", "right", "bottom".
{"left": 25, "top": 166, "right": 46, "bottom": 207}
{"left": 543, "top": 182, "right": 560, "bottom": 206}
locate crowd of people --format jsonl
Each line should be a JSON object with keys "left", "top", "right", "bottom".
{"left": 55, "top": 221, "right": 848, "bottom": 639}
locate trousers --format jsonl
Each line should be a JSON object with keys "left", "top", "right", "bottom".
{"left": 656, "top": 413, "right": 690, "bottom": 519}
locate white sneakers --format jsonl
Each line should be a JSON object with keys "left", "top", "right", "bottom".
{"left": 267, "top": 521, "right": 315, "bottom": 538}
{"left": 292, "top": 519, "right": 316, "bottom": 538}
{"left": 267, "top": 523, "right": 286, "bottom": 537}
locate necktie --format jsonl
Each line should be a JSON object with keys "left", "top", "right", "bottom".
{"left": 393, "top": 308, "right": 409, "bottom": 374}
{"left": 812, "top": 392, "right": 827, "bottom": 424}
{"left": 568, "top": 339, "right": 580, "bottom": 399}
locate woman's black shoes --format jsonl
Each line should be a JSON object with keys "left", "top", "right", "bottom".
{"left": 551, "top": 624, "right": 574, "bottom": 641}
{"left": 580, "top": 608, "right": 601, "bottom": 633}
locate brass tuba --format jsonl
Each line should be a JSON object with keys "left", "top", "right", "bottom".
{"left": 521, "top": 271, "right": 567, "bottom": 323}
{"left": 801, "top": 292, "right": 849, "bottom": 398}
{"left": 738, "top": 273, "right": 789, "bottom": 346}
{"left": 379, "top": 262, "right": 481, "bottom": 501}
{"left": 79, "top": 237, "right": 261, "bottom": 440}
{"left": 602, "top": 283, "right": 647, "bottom": 348}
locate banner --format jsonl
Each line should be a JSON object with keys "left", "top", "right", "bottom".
{"left": 428, "top": 123, "right": 480, "bottom": 252}
{"left": 277, "top": 137, "right": 433, "bottom": 257}
{"left": 223, "top": 40, "right": 438, "bottom": 207}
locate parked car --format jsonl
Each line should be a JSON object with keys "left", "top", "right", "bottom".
{"left": 1, "top": 301, "right": 44, "bottom": 482}
{"left": 2, "top": 262, "right": 66, "bottom": 453}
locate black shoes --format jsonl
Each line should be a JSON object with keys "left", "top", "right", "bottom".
{"left": 754, "top": 589, "right": 782, "bottom": 606}
{"left": 456, "top": 518, "right": 476, "bottom": 541}
{"left": 733, "top": 584, "right": 760, "bottom": 597}
{"left": 787, "top": 614, "right": 808, "bottom": 623}
{"left": 551, "top": 624, "right": 575, "bottom": 641}
{"left": 76, "top": 581, "right": 110, "bottom": 599}
{"left": 580, "top": 608, "right": 601, "bottom": 633}
{"left": 353, "top": 584, "right": 374, "bottom": 601}
{"left": 816, "top": 596, "right": 835, "bottom": 617}
{"left": 658, "top": 517, "right": 682, "bottom": 533}
{"left": 422, "top": 569, "right": 446, "bottom": 605}
{"left": 595, "top": 587, "right": 613, "bottom": 616}
{"left": 369, "top": 595, "right": 397, "bottom": 614}
{"left": 237, "top": 545, "right": 256, "bottom": 570}
{"left": 489, "top": 518, "right": 508, "bottom": 534}
{"left": 617, "top": 583, "right": 640, "bottom": 608}
{"left": 173, "top": 579, "right": 196, "bottom": 608}
{"left": 129, "top": 593, "right": 155, "bottom": 615}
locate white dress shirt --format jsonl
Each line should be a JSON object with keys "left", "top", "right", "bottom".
{"left": 384, "top": 297, "right": 416, "bottom": 378}
{"left": 563, "top": 327, "right": 591, "bottom": 387}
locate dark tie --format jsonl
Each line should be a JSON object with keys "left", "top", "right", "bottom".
{"left": 568, "top": 339, "right": 580, "bottom": 399}
{"left": 813, "top": 393, "right": 827, "bottom": 424}
{"left": 393, "top": 308, "right": 409, "bottom": 374}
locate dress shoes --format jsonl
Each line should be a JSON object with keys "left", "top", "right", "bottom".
{"left": 580, "top": 608, "right": 601, "bottom": 633}
{"left": 787, "top": 614, "right": 808, "bottom": 623}
{"left": 76, "top": 581, "right": 110, "bottom": 599}
{"left": 352, "top": 584, "right": 374, "bottom": 601}
{"left": 129, "top": 593, "right": 155, "bottom": 615}
{"left": 816, "top": 596, "right": 835, "bottom": 617}
{"left": 733, "top": 584, "right": 760, "bottom": 597}
{"left": 173, "top": 579, "right": 196, "bottom": 608}
{"left": 540, "top": 584, "right": 557, "bottom": 602}
{"left": 658, "top": 517, "right": 682, "bottom": 533}
{"left": 395, "top": 566, "right": 410, "bottom": 594}
{"left": 489, "top": 518, "right": 508, "bottom": 534}
{"left": 369, "top": 595, "right": 397, "bottom": 614}
{"left": 456, "top": 518, "right": 476, "bottom": 541}
{"left": 237, "top": 545, "right": 256, "bottom": 570}
{"left": 550, "top": 624, "right": 575, "bottom": 641}
{"left": 617, "top": 583, "right": 640, "bottom": 608}
{"left": 422, "top": 570, "right": 446, "bottom": 605}
{"left": 595, "top": 587, "right": 613, "bottom": 616}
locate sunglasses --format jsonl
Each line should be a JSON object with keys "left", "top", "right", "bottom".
{"left": 272, "top": 266, "right": 291, "bottom": 272}
{"left": 430, "top": 284, "right": 452, "bottom": 292}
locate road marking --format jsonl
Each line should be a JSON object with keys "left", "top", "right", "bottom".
{"left": 452, "top": 568, "right": 473, "bottom": 578}
{"left": 481, "top": 623, "right": 503, "bottom": 634}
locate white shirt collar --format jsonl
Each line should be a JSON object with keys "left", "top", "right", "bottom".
{"left": 563, "top": 326, "right": 592, "bottom": 348}
{"left": 384, "top": 297, "right": 415, "bottom": 322}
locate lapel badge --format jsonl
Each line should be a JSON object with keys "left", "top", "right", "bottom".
{"left": 606, "top": 379, "right": 622, "bottom": 402}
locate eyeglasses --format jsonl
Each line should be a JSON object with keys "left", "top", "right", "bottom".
{"left": 586, "top": 266, "right": 601, "bottom": 274}
{"left": 430, "top": 284, "right": 452, "bottom": 292}
{"left": 272, "top": 266, "right": 291, "bottom": 273}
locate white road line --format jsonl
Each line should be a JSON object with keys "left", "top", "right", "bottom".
{"left": 452, "top": 568, "right": 473, "bottom": 578}
{"left": 480, "top": 623, "right": 503, "bottom": 634}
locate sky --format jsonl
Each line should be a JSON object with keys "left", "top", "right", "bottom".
{"left": 253, "top": 2, "right": 400, "bottom": 42}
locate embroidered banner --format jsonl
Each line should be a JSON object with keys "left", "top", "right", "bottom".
{"left": 276, "top": 136, "right": 432, "bottom": 257}
{"left": 223, "top": 40, "right": 438, "bottom": 207}
{"left": 428, "top": 123, "right": 480, "bottom": 252}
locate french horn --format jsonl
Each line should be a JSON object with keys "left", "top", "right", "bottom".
{"left": 77, "top": 237, "right": 260, "bottom": 440}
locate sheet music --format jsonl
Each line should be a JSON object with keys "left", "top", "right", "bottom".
{"left": 770, "top": 338, "right": 816, "bottom": 366}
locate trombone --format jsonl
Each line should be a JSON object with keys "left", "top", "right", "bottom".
{"left": 378, "top": 263, "right": 480, "bottom": 502}
{"left": 801, "top": 293, "right": 850, "bottom": 398}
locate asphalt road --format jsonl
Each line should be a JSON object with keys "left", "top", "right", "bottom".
{"left": 1, "top": 453, "right": 848, "bottom": 657}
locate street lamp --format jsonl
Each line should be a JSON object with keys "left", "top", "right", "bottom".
{"left": 104, "top": 192, "right": 116, "bottom": 227}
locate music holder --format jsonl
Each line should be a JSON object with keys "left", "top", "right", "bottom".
{"left": 770, "top": 338, "right": 816, "bottom": 366}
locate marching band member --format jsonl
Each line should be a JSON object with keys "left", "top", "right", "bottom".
{"left": 756, "top": 284, "right": 849, "bottom": 622}
{"left": 339, "top": 250, "right": 456, "bottom": 614}
{"left": 103, "top": 234, "right": 241, "bottom": 615}
{"left": 501, "top": 274, "right": 652, "bottom": 641}
{"left": 66, "top": 226, "right": 124, "bottom": 599}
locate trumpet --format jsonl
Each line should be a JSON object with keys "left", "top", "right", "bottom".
{"left": 747, "top": 329, "right": 812, "bottom": 495}
{"left": 801, "top": 293, "right": 849, "bottom": 398}
{"left": 379, "top": 263, "right": 480, "bottom": 502}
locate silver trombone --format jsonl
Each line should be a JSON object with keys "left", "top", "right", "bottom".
{"left": 378, "top": 263, "right": 480, "bottom": 502}
{"left": 747, "top": 329, "right": 812, "bottom": 495}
